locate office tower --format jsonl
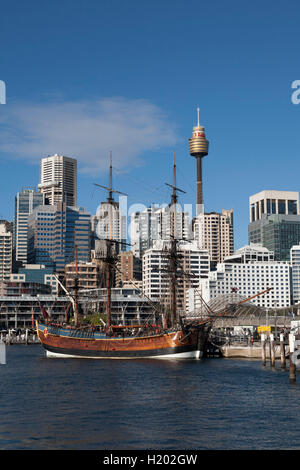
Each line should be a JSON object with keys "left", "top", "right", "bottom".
{"left": 27, "top": 203, "right": 90, "bottom": 273}
{"left": 249, "top": 190, "right": 300, "bottom": 261}
{"left": 194, "top": 209, "right": 234, "bottom": 265}
{"left": 142, "top": 240, "right": 210, "bottom": 314}
{"left": 0, "top": 221, "right": 12, "bottom": 281}
{"left": 189, "top": 108, "right": 209, "bottom": 213}
{"left": 130, "top": 205, "right": 192, "bottom": 258}
{"left": 38, "top": 154, "right": 77, "bottom": 206}
{"left": 196, "top": 244, "right": 291, "bottom": 309}
{"left": 14, "top": 187, "right": 44, "bottom": 265}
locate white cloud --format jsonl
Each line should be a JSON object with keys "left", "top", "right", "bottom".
{"left": 0, "top": 97, "right": 179, "bottom": 174}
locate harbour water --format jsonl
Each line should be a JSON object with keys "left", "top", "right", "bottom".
{"left": 1, "top": 345, "right": 300, "bottom": 450}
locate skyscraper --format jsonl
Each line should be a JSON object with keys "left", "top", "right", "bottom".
{"left": 38, "top": 154, "right": 77, "bottom": 206}
{"left": 92, "top": 200, "right": 127, "bottom": 250}
{"left": 27, "top": 203, "right": 91, "bottom": 273}
{"left": 14, "top": 187, "right": 44, "bottom": 264}
{"left": 130, "top": 205, "right": 192, "bottom": 258}
{"left": 194, "top": 209, "right": 234, "bottom": 265}
{"left": 248, "top": 190, "right": 300, "bottom": 260}
{"left": 142, "top": 239, "right": 210, "bottom": 314}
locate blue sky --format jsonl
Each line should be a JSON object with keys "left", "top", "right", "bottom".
{"left": 0, "top": 0, "right": 300, "bottom": 249}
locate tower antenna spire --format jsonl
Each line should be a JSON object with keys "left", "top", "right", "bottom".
{"left": 197, "top": 107, "right": 200, "bottom": 127}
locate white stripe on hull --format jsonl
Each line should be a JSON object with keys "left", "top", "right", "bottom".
{"left": 148, "top": 350, "right": 203, "bottom": 359}
{"left": 46, "top": 349, "right": 203, "bottom": 360}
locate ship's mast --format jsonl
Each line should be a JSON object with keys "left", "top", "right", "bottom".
{"left": 165, "top": 152, "right": 186, "bottom": 328}
{"left": 94, "top": 153, "right": 127, "bottom": 332}
{"left": 108, "top": 151, "right": 113, "bottom": 205}
{"left": 73, "top": 237, "right": 79, "bottom": 327}
{"left": 107, "top": 152, "right": 113, "bottom": 330}
{"left": 105, "top": 239, "right": 113, "bottom": 331}
{"left": 170, "top": 153, "right": 178, "bottom": 326}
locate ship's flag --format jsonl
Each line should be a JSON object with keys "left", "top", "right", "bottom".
{"left": 38, "top": 300, "right": 50, "bottom": 319}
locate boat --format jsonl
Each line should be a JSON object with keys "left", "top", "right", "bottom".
{"left": 36, "top": 321, "right": 209, "bottom": 359}
{"left": 37, "top": 154, "right": 211, "bottom": 359}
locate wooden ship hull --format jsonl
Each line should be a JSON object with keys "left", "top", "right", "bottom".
{"left": 36, "top": 321, "right": 208, "bottom": 359}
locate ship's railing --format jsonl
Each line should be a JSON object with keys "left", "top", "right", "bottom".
{"left": 47, "top": 325, "right": 95, "bottom": 339}
{"left": 67, "top": 329, "right": 95, "bottom": 339}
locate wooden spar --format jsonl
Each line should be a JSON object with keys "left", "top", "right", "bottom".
{"left": 170, "top": 238, "right": 177, "bottom": 327}
{"left": 236, "top": 288, "right": 273, "bottom": 305}
{"left": 109, "top": 151, "right": 113, "bottom": 204}
{"left": 172, "top": 151, "right": 177, "bottom": 206}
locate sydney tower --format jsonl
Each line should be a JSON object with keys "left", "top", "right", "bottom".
{"left": 188, "top": 108, "right": 209, "bottom": 214}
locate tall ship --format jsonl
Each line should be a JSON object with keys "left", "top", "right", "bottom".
{"left": 37, "top": 154, "right": 212, "bottom": 359}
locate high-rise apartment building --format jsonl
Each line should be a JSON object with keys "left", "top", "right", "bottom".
{"left": 27, "top": 203, "right": 90, "bottom": 273}
{"left": 92, "top": 200, "right": 127, "bottom": 251}
{"left": 14, "top": 187, "right": 44, "bottom": 264}
{"left": 38, "top": 154, "right": 77, "bottom": 206}
{"left": 194, "top": 209, "right": 234, "bottom": 265}
{"left": 249, "top": 190, "right": 300, "bottom": 261}
{"left": 130, "top": 205, "right": 192, "bottom": 258}
{"left": 115, "top": 251, "right": 142, "bottom": 287}
{"left": 142, "top": 240, "right": 210, "bottom": 314}
{"left": 0, "top": 221, "right": 13, "bottom": 281}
